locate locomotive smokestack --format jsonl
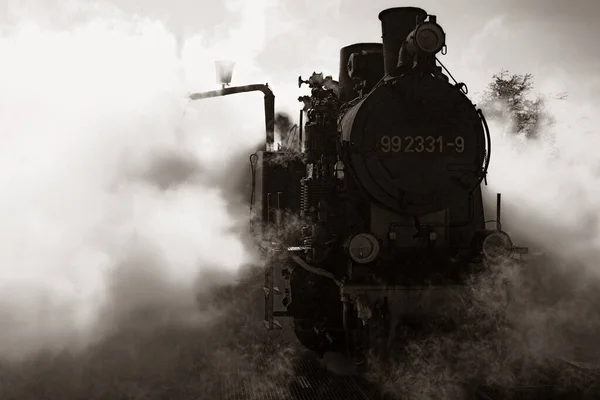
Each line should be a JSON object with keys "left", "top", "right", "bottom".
{"left": 378, "top": 7, "right": 427, "bottom": 76}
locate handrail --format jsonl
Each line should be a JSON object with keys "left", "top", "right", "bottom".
{"left": 477, "top": 108, "right": 492, "bottom": 185}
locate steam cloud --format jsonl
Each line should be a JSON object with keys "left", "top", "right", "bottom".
{"left": 0, "top": 1, "right": 342, "bottom": 397}
{"left": 482, "top": 94, "right": 600, "bottom": 365}
{"left": 0, "top": 1, "right": 288, "bottom": 362}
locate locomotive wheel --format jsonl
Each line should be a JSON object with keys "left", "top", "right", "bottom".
{"left": 292, "top": 318, "right": 328, "bottom": 357}
{"left": 292, "top": 318, "right": 347, "bottom": 357}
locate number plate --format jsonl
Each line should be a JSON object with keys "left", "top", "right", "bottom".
{"left": 378, "top": 135, "right": 465, "bottom": 153}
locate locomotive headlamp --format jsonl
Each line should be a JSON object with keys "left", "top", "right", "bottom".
{"left": 482, "top": 231, "right": 513, "bottom": 262}
{"left": 348, "top": 233, "right": 380, "bottom": 264}
{"left": 413, "top": 22, "right": 446, "bottom": 54}
{"left": 215, "top": 60, "right": 235, "bottom": 87}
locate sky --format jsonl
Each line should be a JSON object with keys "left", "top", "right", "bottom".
{"left": 4, "top": 0, "right": 599, "bottom": 103}
{"left": 95, "top": 0, "right": 600, "bottom": 101}
{"left": 0, "top": 0, "right": 599, "bottom": 361}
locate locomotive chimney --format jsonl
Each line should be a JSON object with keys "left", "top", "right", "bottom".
{"left": 378, "top": 7, "right": 427, "bottom": 76}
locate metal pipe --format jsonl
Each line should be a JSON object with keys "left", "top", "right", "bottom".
{"left": 189, "top": 84, "right": 275, "bottom": 150}
{"left": 496, "top": 193, "right": 502, "bottom": 231}
{"left": 291, "top": 255, "right": 343, "bottom": 287}
{"left": 299, "top": 109, "right": 303, "bottom": 152}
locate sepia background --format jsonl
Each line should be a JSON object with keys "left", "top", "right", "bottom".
{"left": 0, "top": 0, "right": 599, "bottom": 398}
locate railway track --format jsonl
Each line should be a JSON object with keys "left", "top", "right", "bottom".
{"left": 210, "top": 351, "right": 374, "bottom": 400}
{"left": 1, "top": 327, "right": 597, "bottom": 399}
{"left": 210, "top": 350, "right": 600, "bottom": 400}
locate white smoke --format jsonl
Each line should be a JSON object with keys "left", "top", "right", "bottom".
{"left": 0, "top": 0, "right": 291, "bottom": 361}
{"left": 484, "top": 95, "right": 600, "bottom": 270}
{"left": 479, "top": 89, "right": 600, "bottom": 367}
{"left": 445, "top": 12, "right": 600, "bottom": 362}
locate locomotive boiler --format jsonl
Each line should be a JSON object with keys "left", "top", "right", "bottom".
{"left": 251, "top": 7, "right": 528, "bottom": 363}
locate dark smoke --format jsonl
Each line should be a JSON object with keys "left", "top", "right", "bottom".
{"left": 134, "top": 148, "right": 204, "bottom": 191}
{"left": 275, "top": 111, "right": 294, "bottom": 143}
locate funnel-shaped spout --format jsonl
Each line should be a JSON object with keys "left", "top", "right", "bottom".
{"left": 215, "top": 60, "right": 235, "bottom": 86}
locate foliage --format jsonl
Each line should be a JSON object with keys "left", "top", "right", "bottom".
{"left": 480, "top": 69, "right": 566, "bottom": 139}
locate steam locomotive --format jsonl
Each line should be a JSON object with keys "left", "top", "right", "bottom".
{"left": 248, "top": 7, "right": 528, "bottom": 363}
